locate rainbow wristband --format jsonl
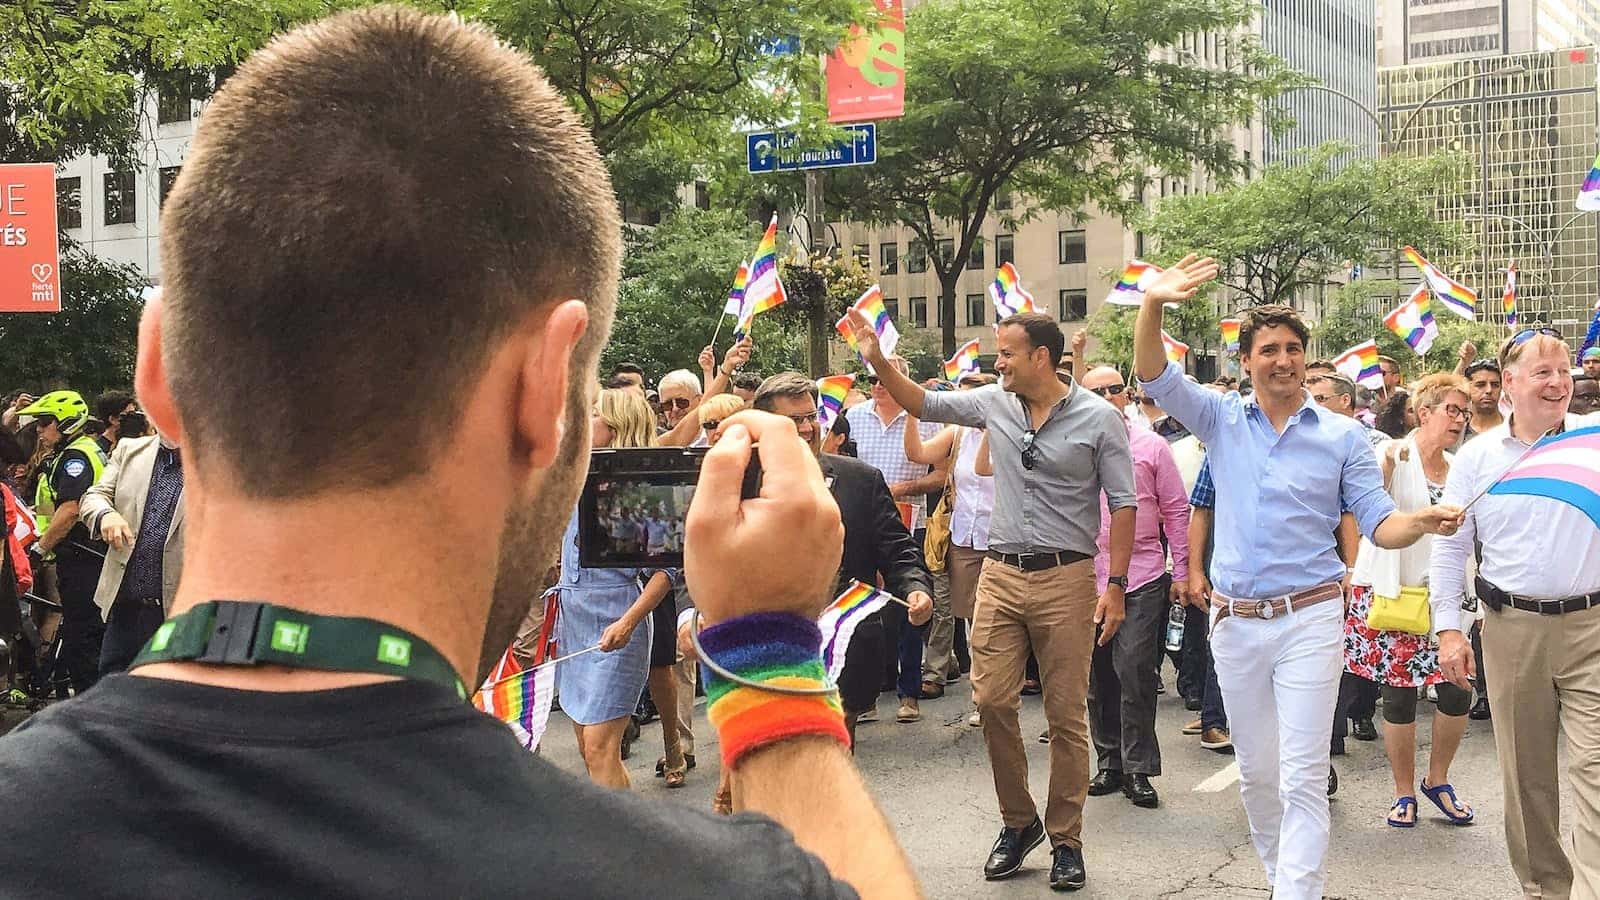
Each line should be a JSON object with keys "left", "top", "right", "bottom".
{"left": 700, "top": 612, "right": 850, "bottom": 769}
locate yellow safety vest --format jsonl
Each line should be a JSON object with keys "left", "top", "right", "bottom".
{"left": 34, "top": 434, "right": 107, "bottom": 542}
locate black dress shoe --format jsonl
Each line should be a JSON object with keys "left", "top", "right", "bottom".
{"left": 983, "top": 817, "right": 1046, "bottom": 880}
{"left": 1123, "top": 774, "right": 1159, "bottom": 809}
{"left": 1469, "top": 697, "right": 1491, "bottom": 721}
{"left": 1352, "top": 717, "right": 1379, "bottom": 741}
{"left": 1049, "top": 844, "right": 1087, "bottom": 891}
{"left": 1184, "top": 695, "right": 1203, "bottom": 711}
{"left": 1086, "top": 769, "right": 1125, "bottom": 796}
{"left": 1327, "top": 766, "right": 1338, "bottom": 797}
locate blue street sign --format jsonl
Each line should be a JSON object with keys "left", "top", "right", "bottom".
{"left": 747, "top": 124, "right": 877, "bottom": 174}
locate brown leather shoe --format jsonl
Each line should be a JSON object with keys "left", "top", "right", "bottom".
{"left": 921, "top": 680, "right": 946, "bottom": 700}
{"left": 1200, "top": 728, "right": 1233, "bottom": 752}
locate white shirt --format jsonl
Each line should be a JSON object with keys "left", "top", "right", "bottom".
{"left": 1429, "top": 411, "right": 1600, "bottom": 637}
{"left": 845, "top": 401, "right": 940, "bottom": 531}
{"left": 948, "top": 426, "right": 994, "bottom": 551}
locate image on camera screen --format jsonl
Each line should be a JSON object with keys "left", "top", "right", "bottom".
{"left": 580, "top": 479, "right": 696, "bottom": 568}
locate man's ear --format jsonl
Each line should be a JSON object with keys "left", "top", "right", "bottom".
{"left": 515, "top": 300, "right": 589, "bottom": 470}
{"left": 134, "top": 292, "right": 183, "bottom": 445}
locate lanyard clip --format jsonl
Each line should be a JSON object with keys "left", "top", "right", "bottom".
{"left": 196, "top": 601, "right": 267, "bottom": 665}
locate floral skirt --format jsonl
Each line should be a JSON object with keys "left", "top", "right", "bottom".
{"left": 1343, "top": 585, "right": 1445, "bottom": 689}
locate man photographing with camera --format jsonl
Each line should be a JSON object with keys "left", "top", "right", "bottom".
{"left": 0, "top": 8, "right": 918, "bottom": 899}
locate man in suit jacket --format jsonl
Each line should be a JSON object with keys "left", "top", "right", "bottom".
{"left": 78, "top": 434, "right": 185, "bottom": 675}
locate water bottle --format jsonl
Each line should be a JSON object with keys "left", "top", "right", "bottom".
{"left": 1164, "top": 603, "right": 1186, "bottom": 652}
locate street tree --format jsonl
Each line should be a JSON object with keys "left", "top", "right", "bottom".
{"left": 827, "top": 0, "right": 1295, "bottom": 355}
{"left": 0, "top": 239, "right": 145, "bottom": 394}
{"left": 1314, "top": 280, "right": 1505, "bottom": 377}
{"left": 1141, "top": 143, "right": 1466, "bottom": 308}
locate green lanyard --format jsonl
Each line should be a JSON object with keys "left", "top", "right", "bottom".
{"left": 130, "top": 600, "right": 467, "bottom": 699}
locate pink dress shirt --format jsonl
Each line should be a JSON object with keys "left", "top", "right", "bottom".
{"left": 1095, "top": 421, "right": 1190, "bottom": 593}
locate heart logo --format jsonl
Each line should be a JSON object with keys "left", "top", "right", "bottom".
{"left": 30, "top": 263, "right": 52, "bottom": 283}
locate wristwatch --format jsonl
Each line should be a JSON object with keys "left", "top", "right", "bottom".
{"left": 1107, "top": 575, "right": 1129, "bottom": 590}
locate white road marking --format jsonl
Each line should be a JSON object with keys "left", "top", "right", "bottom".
{"left": 1194, "top": 760, "right": 1241, "bottom": 792}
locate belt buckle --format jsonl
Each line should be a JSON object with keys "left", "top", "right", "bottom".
{"left": 1254, "top": 598, "right": 1276, "bottom": 620}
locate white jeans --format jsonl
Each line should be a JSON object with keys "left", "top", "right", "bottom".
{"left": 1210, "top": 595, "right": 1344, "bottom": 900}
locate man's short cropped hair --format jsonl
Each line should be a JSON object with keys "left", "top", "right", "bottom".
{"left": 732, "top": 372, "right": 765, "bottom": 393}
{"left": 997, "top": 312, "right": 1065, "bottom": 367}
{"left": 95, "top": 391, "right": 134, "bottom": 422}
{"left": 613, "top": 362, "right": 645, "bottom": 378}
{"left": 160, "top": 5, "right": 621, "bottom": 497}
{"left": 1237, "top": 304, "right": 1310, "bottom": 357}
{"left": 752, "top": 373, "right": 819, "bottom": 412}
{"left": 1306, "top": 372, "right": 1356, "bottom": 406}
{"left": 658, "top": 369, "right": 702, "bottom": 397}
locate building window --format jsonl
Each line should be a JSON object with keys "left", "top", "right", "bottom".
{"left": 997, "top": 191, "right": 1012, "bottom": 211}
{"left": 966, "top": 293, "right": 987, "bottom": 327}
{"left": 935, "top": 237, "right": 954, "bottom": 267}
{"left": 1059, "top": 289, "right": 1087, "bottom": 322}
{"left": 157, "top": 86, "right": 191, "bottom": 125}
{"left": 853, "top": 243, "right": 870, "bottom": 268}
{"left": 906, "top": 240, "right": 928, "bottom": 274}
{"left": 996, "top": 234, "right": 1015, "bottom": 267}
{"left": 1058, "top": 229, "right": 1087, "bottom": 265}
{"left": 693, "top": 181, "right": 710, "bottom": 210}
{"left": 910, "top": 296, "right": 928, "bottom": 328}
{"left": 968, "top": 239, "right": 985, "bottom": 269}
{"left": 103, "top": 171, "right": 136, "bottom": 226}
{"left": 159, "top": 166, "right": 181, "bottom": 209}
{"left": 880, "top": 243, "right": 898, "bottom": 275}
{"left": 883, "top": 295, "right": 899, "bottom": 322}
{"left": 56, "top": 177, "right": 81, "bottom": 230}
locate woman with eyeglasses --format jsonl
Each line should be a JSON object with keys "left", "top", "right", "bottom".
{"left": 1341, "top": 373, "right": 1477, "bottom": 828}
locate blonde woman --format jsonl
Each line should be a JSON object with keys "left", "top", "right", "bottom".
{"left": 1342, "top": 374, "right": 1476, "bottom": 828}
{"left": 552, "top": 388, "right": 673, "bottom": 789}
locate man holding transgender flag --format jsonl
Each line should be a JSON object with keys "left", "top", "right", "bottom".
{"left": 1430, "top": 328, "right": 1600, "bottom": 900}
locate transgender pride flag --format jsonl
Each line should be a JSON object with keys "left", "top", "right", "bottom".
{"left": 1487, "top": 425, "right": 1600, "bottom": 529}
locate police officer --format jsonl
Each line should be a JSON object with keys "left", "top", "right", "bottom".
{"left": 20, "top": 391, "right": 108, "bottom": 694}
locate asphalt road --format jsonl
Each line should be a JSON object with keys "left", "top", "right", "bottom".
{"left": 536, "top": 672, "right": 1551, "bottom": 899}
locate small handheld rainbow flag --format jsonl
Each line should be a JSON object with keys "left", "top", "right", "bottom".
{"left": 736, "top": 216, "right": 787, "bottom": 337}
{"left": 1579, "top": 151, "right": 1600, "bottom": 211}
{"left": 835, "top": 284, "right": 901, "bottom": 360}
{"left": 943, "top": 339, "right": 982, "bottom": 381}
{"left": 473, "top": 650, "right": 556, "bottom": 751}
{"left": 1105, "top": 260, "right": 1170, "bottom": 307}
{"left": 724, "top": 260, "right": 750, "bottom": 316}
{"left": 1161, "top": 330, "right": 1189, "bottom": 363}
{"left": 1580, "top": 300, "right": 1600, "bottom": 364}
{"left": 1403, "top": 246, "right": 1477, "bottom": 320}
{"left": 818, "top": 580, "right": 896, "bottom": 681}
{"left": 1384, "top": 284, "right": 1439, "bottom": 356}
{"left": 1333, "top": 339, "right": 1384, "bottom": 388}
{"left": 988, "top": 263, "right": 1036, "bottom": 318}
{"left": 1502, "top": 264, "right": 1518, "bottom": 327}
{"left": 1487, "top": 425, "right": 1600, "bottom": 529}
{"left": 1219, "top": 318, "right": 1241, "bottom": 353}
{"left": 816, "top": 374, "right": 855, "bottom": 432}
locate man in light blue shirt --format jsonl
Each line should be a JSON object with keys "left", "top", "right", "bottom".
{"left": 1131, "top": 255, "right": 1463, "bottom": 900}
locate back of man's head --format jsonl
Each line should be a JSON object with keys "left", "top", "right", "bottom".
{"left": 159, "top": 5, "right": 620, "bottom": 497}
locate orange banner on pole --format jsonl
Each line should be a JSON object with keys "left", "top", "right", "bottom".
{"left": 826, "top": 0, "right": 905, "bottom": 123}
{"left": 0, "top": 164, "right": 61, "bottom": 313}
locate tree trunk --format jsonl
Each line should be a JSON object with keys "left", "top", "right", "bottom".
{"left": 808, "top": 301, "right": 830, "bottom": 377}
{"left": 939, "top": 273, "right": 960, "bottom": 357}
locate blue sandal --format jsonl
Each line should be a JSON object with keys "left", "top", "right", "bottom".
{"left": 1420, "top": 780, "right": 1475, "bottom": 825}
{"left": 1387, "top": 796, "right": 1417, "bottom": 828}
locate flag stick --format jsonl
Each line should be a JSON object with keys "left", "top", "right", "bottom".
{"left": 709, "top": 312, "right": 727, "bottom": 349}
{"left": 473, "top": 644, "right": 605, "bottom": 695}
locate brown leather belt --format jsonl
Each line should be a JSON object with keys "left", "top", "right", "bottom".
{"left": 1212, "top": 582, "right": 1343, "bottom": 623}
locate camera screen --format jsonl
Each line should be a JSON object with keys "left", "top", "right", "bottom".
{"left": 577, "top": 448, "right": 705, "bottom": 568}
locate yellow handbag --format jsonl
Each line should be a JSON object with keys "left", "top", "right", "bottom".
{"left": 923, "top": 431, "right": 963, "bottom": 574}
{"left": 1366, "top": 585, "right": 1431, "bottom": 635}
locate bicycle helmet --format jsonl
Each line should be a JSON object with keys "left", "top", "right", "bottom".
{"left": 18, "top": 390, "right": 90, "bottom": 435}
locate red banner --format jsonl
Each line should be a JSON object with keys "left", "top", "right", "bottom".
{"left": 826, "top": 0, "right": 906, "bottom": 123}
{"left": 0, "top": 164, "right": 61, "bottom": 313}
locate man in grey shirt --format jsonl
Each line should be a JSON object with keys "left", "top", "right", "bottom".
{"left": 847, "top": 310, "right": 1136, "bottom": 892}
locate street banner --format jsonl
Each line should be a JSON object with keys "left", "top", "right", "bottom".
{"left": 826, "top": 0, "right": 905, "bottom": 123}
{"left": 0, "top": 164, "right": 61, "bottom": 313}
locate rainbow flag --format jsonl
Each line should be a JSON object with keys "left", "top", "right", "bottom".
{"left": 1403, "top": 246, "right": 1477, "bottom": 320}
{"left": 943, "top": 339, "right": 982, "bottom": 381}
{"left": 1161, "top": 330, "right": 1189, "bottom": 363}
{"left": 1581, "top": 300, "right": 1600, "bottom": 363}
{"left": 723, "top": 260, "right": 750, "bottom": 316}
{"left": 1579, "top": 151, "right": 1600, "bottom": 211}
{"left": 1502, "top": 264, "right": 1518, "bottom": 327}
{"left": 1219, "top": 318, "right": 1241, "bottom": 353}
{"left": 1105, "top": 260, "right": 1169, "bottom": 307}
{"left": 472, "top": 651, "right": 555, "bottom": 751}
{"left": 835, "top": 284, "right": 901, "bottom": 361}
{"left": 988, "top": 262, "right": 1036, "bottom": 318}
{"left": 1384, "top": 284, "right": 1439, "bottom": 356}
{"left": 818, "top": 580, "right": 895, "bottom": 681}
{"left": 736, "top": 216, "right": 786, "bottom": 337}
{"left": 1488, "top": 425, "right": 1600, "bottom": 529}
{"left": 1333, "top": 339, "right": 1383, "bottom": 389}
{"left": 816, "top": 374, "right": 855, "bottom": 432}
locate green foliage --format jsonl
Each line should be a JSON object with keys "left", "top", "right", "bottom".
{"left": 0, "top": 238, "right": 146, "bottom": 394}
{"left": 1141, "top": 143, "right": 1466, "bottom": 307}
{"left": 1085, "top": 295, "right": 1218, "bottom": 371}
{"left": 1314, "top": 280, "right": 1506, "bottom": 378}
{"left": 827, "top": 0, "right": 1297, "bottom": 354}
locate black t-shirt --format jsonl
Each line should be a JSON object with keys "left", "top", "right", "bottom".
{"left": 0, "top": 675, "right": 856, "bottom": 900}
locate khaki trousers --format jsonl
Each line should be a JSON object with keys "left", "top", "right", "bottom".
{"left": 1482, "top": 602, "right": 1600, "bottom": 900}
{"left": 971, "top": 557, "right": 1097, "bottom": 848}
